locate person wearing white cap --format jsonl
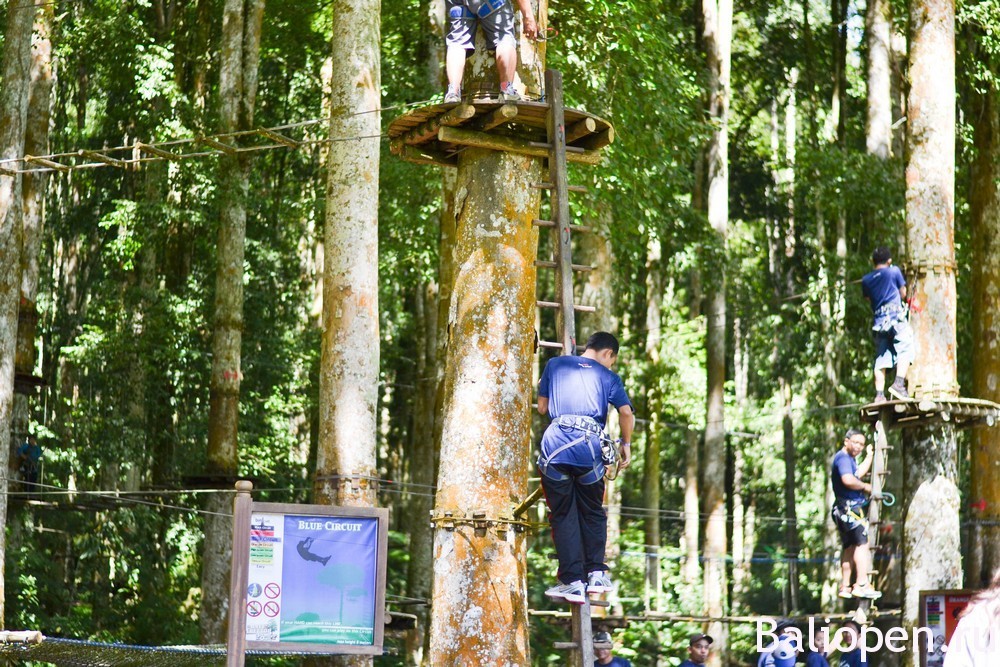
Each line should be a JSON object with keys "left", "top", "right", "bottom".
{"left": 679, "top": 633, "right": 713, "bottom": 667}
{"left": 593, "top": 629, "right": 632, "bottom": 666}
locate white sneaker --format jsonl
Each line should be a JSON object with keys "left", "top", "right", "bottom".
{"left": 545, "top": 580, "right": 587, "bottom": 604}
{"left": 588, "top": 570, "right": 613, "bottom": 594}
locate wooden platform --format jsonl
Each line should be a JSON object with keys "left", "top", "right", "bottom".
{"left": 859, "top": 396, "right": 1000, "bottom": 430}
{"left": 388, "top": 99, "right": 614, "bottom": 168}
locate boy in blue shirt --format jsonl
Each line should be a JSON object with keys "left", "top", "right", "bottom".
{"left": 537, "top": 332, "right": 635, "bottom": 604}
{"left": 861, "top": 247, "right": 913, "bottom": 403}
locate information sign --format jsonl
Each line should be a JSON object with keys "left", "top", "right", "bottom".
{"left": 229, "top": 492, "right": 389, "bottom": 659}
{"left": 919, "top": 589, "right": 975, "bottom": 667}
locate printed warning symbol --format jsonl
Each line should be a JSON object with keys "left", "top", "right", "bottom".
{"left": 263, "top": 601, "right": 280, "bottom": 618}
{"left": 247, "top": 601, "right": 263, "bottom": 617}
{"left": 264, "top": 582, "right": 281, "bottom": 599}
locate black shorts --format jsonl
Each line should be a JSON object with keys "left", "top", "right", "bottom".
{"left": 832, "top": 503, "right": 869, "bottom": 548}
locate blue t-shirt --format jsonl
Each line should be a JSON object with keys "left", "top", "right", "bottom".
{"left": 17, "top": 443, "right": 41, "bottom": 463}
{"left": 538, "top": 355, "right": 631, "bottom": 426}
{"left": 838, "top": 648, "right": 867, "bottom": 667}
{"left": 679, "top": 660, "right": 703, "bottom": 667}
{"left": 831, "top": 450, "right": 865, "bottom": 504}
{"left": 594, "top": 658, "right": 631, "bottom": 667}
{"left": 861, "top": 265, "right": 906, "bottom": 327}
{"left": 538, "top": 355, "right": 632, "bottom": 468}
{"left": 805, "top": 651, "right": 830, "bottom": 667}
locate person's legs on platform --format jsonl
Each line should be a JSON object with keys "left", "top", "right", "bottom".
{"left": 444, "top": 0, "right": 476, "bottom": 101}
{"left": 479, "top": 4, "right": 520, "bottom": 99}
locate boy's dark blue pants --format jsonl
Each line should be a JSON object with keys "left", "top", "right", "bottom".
{"left": 540, "top": 464, "right": 608, "bottom": 584}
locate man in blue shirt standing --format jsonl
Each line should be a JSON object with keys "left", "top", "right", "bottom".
{"left": 831, "top": 428, "right": 881, "bottom": 599}
{"left": 679, "top": 633, "right": 713, "bottom": 667}
{"left": 861, "top": 247, "right": 914, "bottom": 403}
{"left": 537, "top": 332, "right": 635, "bottom": 604}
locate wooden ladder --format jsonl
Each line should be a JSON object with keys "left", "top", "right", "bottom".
{"left": 532, "top": 68, "right": 603, "bottom": 667}
{"left": 858, "top": 415, "right": 892, "bottom": 620}
{"left": 534, "top": 69, "right": 595, "bottom": 356}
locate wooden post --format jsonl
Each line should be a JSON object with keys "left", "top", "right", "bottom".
{"left": 570, "top": 601, "right": 596, "bottom": 665}
{"left": 544, "top": 69, "right": 575, "bottom": 355}
{"left": 226, "top": 480, "right": 254, "bottom": 667}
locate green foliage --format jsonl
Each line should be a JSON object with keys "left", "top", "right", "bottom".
{"left": 6, "top": 0, "right": 995, "bottom": 661}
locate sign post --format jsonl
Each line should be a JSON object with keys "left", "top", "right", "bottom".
{"left": 226, "top": 480, "right": 254, "bottom": 667}
{"left": 226, "top": 481, "right": 389, "bottom": 663}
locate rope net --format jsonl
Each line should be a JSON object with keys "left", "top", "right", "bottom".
{"left": 0, "top": 636, "right": 317, "bottom": 666}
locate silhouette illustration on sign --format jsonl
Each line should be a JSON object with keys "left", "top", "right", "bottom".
{"left": 296, "top": 537, "right": 331, "bottom": 566}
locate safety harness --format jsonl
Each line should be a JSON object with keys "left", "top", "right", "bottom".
{"left": 537, "top": 415, "right": 620, "bottom": 485}
{"left": 872, "top": 301, "right": 907, "bottom": 333}
{"left": 450, "top": 0, "right": 507, "bottom": 20}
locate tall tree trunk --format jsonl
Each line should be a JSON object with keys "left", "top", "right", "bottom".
{"left": 428, "top": 148, "right": 541, "bottom": 664}
{"left": 314, "top": 0, "right": 381, "bottom": 505}
{"left": 12, "top": 2, "right": 53, "bottom": 457}
{"left": 428, "top": 8, "right": 544, "bottom": 661}
{"left": 969, "top": 60, "right": 1000, "bottom": 589}
{"left": 683, "top": 265, "right": 702, "bottom": 597}
{"left": 406, "top": 3, "right": 448, "bottom": 661}
{"left": 311, "top": 0, "right": 380, "bottom": 661}
{"left": 405, "top": 281, "right": 438, "bottom": 666}
{"left": 828, "top": 0, "right": 848, "bottom": 141}
{"left": 0, "top": 0, "right": 37, "bottom": 628}
{"left": 644, "top": 237, "right": 662, "bottom": 613}
{"left": 866, "top": 0, "right": 893, "bottom": 158}
{"left": 699, "top": 0, "right": 731, "bottom": 660}
{"left": 781, "top": 378, "right": 799, "bottom": 613}
{"left": 200, "top": 0, "right": 265, "bottom": 644}
{"left": 902, "top": 1, "right": 961, "bottom": 665}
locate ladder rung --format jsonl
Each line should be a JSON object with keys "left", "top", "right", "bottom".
{"left": 553, "top": 642, "right": 579, "bottom": 650}
{"left": 537, "top": 300, "right": 596, "bottom": 313}
{"left": 531, "top": 182, "right": 589, "bottom": 193}
{"left": 532, "top": 219, "right": 593, "bottom": 233}
{"left": 538, "top": 341, "right": 565, "bottom": 349}
{"left": 534, "top": 260, "right": 594, "bottom": 272}
{"left": 591, "top": 599, "right": 611, "bottom": 608}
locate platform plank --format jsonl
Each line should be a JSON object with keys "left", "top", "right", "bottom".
{"left": 388, "top": 99, "right": 614, "bottom": 168}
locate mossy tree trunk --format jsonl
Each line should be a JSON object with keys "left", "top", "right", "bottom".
{"left": 428, "top": 5, "right": 544, "bottom": 660}
{"left": 200, "top": 0, "right": 264, "bottom": 644}
{"left": 699, "top": 0, "right": 731, "bottom": 659}
{"left": 0, "top": 0, "right": 37, "bottom": 628}
{"left": 969, "top": 52, "right": 1000, "bottom": 589}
